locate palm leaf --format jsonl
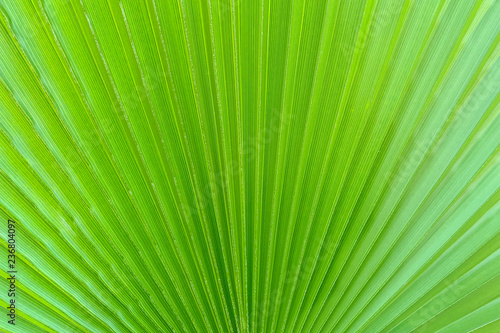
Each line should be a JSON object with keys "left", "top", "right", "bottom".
{"left": 0, "top": 0, "right": 499, "bottom": 332}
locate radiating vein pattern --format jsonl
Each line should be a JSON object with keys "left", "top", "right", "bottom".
{"left": 0, "top": 0, "right": 499, "bottom": 332}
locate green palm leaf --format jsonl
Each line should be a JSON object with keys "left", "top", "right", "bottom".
{"left": 0, "top": 0, "right": 499, "bottom": 332}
